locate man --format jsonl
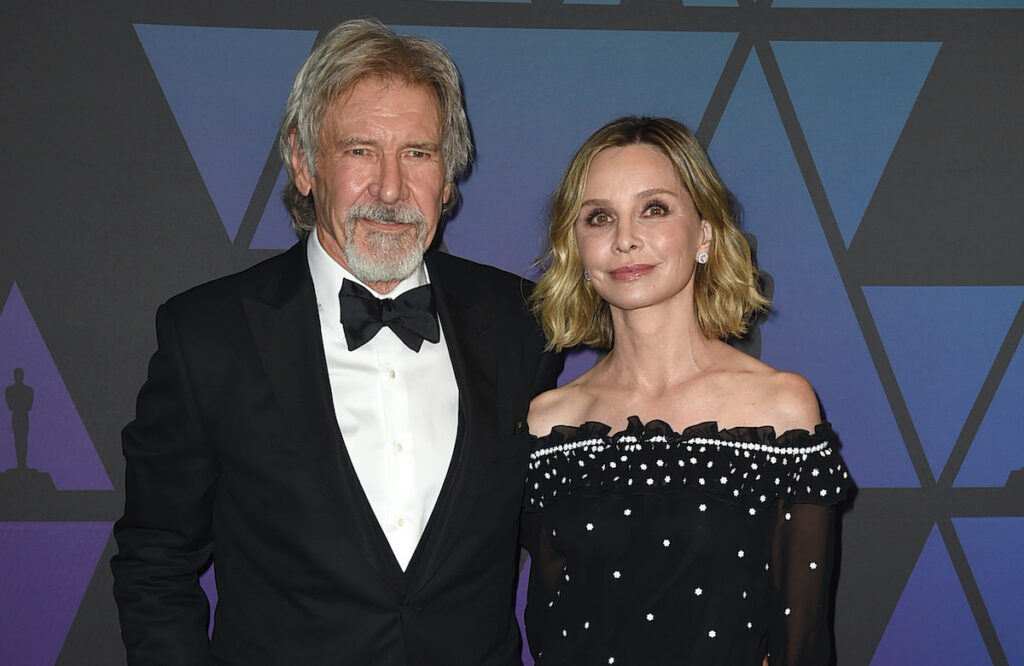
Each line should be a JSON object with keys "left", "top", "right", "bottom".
{"left": 112, "top": 19, "right": 562, "bottom": 665}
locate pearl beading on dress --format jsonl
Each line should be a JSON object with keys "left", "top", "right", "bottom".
{"left": 526, "top": 420, "right": 850, "bottom": 510}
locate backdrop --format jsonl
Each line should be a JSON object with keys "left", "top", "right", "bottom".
{"left": 1, "top": 1, "right": 1022, "bottom": 664}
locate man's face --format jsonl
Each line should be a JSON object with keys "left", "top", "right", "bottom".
{"left": 291, "top": 77, "right": 450, "bottom": 292}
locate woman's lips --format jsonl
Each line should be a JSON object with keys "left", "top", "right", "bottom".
{"left": 609, "top": 264, "right": 654, "bottom": 280}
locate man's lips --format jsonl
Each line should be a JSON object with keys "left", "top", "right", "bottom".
{"left": 609, "top": 264, "right": 654, "bottom": 280}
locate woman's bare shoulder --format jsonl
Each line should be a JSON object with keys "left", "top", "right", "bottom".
{"left": 527, "top": 376, "right": 597, "bottom": 437}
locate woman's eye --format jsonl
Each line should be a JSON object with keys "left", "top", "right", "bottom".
{"left": 584, "top": 210, "right": 612, "bottom": 226}
{"left": 644, "top": 202, "right": 668, "bottom": 217}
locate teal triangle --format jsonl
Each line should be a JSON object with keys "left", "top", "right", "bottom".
{"left": 134, "top": 25, "right": 317, "bottom": 241}
{"left": 954, "top": 519, "right": 1024, "bottom": 663}
{"left": 957, "top": 333, "right": 1024, "bottom": 486}
{"left": 772, "top": 41, "right": 940, "bottom": 247}
{"left": 709, "top": 53, "right": 914, "bottom": 487}
{"left": 0, "top": 284, "right": 111, "bottom": 489}
{"left": 250, "top": 167, "right": 298, "bottom": 250}
{"left": 864, "top": 287, "right": 1024, "bottom": 479}
{"left": 395, "top": 26, "right": 736, "bottom": 275}
{"left": 870, "top": 526, "right": 990, "bottom": 664}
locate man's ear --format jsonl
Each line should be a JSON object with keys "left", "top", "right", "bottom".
{"left": 289, "top": 130, "right": 313, "bottom": 196}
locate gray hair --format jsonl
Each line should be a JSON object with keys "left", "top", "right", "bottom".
{"left": 278, "top": 18, "right": 473, "bottom": 235}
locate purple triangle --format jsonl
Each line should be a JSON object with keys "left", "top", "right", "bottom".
{"left": 250, "top": 167, "right": 300, "bottom": 250}
{"left": 0, "top": 522, "right": 112, "bottom": 666}
{"left": 134, "top": 25, "right": 317, "bottom": 241}
{"left": 870, "top": 526, "right": 990, "bottom": 665}
{"left": 708, "top": 54, "right": 914, "bottom": 487}
{"left": 200, "top": 564, "right": 218, "bottom": 637}
{"left": 516, "top": 554, "right": 534, "bottom": 666}
{"left": 0, "top": 284, "right": 111, "bottom": 489}
{"left": 953, "top": 518, "right": 1024, "bottom": 663}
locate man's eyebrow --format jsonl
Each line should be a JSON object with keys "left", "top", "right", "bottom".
{"left": 404, "top": 141, "right": 441, "bottom": 152}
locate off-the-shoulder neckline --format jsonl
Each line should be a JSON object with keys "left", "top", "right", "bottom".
{"left": 530, "top": 416, "right": 832, "bottom": 443}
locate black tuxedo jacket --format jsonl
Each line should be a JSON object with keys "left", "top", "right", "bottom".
{"left": 112, "top": 242, "right": 562, "bottom": 665}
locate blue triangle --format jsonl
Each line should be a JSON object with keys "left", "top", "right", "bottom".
{"left": 870, "top": 526, "right": 991, "bottom": 664}
{"left": 709, "top": 53, "right": 914, "bottom": 487}
{"left": 0, "top": 284, "right": 111, "bottom": 489}
{"left": 394, "top": 26, "right": 736, "bottom": 275}
{"left": 250, "top": 166, "right": 299, "bottom": 250}
{"left": 957, "top": 333, "right": 1024, "bottom": 486}
{"left": 953, "top": 518, "right": 1024, "bottom": 663}
{"left": 864, "top": 287, "right": 1024, "bottom": 479}
{"left": 134, "top": 25, "right": 317, "bottom": 241}
{"left": 772, "top": 42, "right": 939, "bottom": 247}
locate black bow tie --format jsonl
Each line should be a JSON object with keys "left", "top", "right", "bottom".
{"left": 338, "top": 279, "right": 440, "bottom": 352}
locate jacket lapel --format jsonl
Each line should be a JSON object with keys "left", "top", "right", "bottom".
{"left": 404, "top": 251, "right": 499, "bottom": 594}
{"left": 242, "top": 242, "right": 406, "bottom": 590}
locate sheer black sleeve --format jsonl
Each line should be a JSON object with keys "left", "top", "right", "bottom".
{"left": 767, "top": 500, "right": 838, "bottom": 665}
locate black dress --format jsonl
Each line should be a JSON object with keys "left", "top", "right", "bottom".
{"left": 522, "top": 417, "right": 852, "bottom": 665}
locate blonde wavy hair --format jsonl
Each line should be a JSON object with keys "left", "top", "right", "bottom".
{"left": 531, "top": 116, "right": 769, "bottom": 351}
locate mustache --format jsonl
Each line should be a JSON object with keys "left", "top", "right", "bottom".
{"left": 347, "top": 201, "right": 426, "bottom": 227}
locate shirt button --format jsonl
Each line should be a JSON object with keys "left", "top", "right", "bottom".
{"left": 395, "top": 442, "right": 404, "bottom": 454}
{"left": 397, "top": 517, "right": 406, "bottom": 527}
{"left": 388, "top": 368, "right": 396, "bottom": 379}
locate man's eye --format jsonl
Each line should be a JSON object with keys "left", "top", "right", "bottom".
{"left": 349, "top": 148, "right": 367, "bottom": 157}
{"left": 408, "top": 150, "right": 428, "bottom": 158}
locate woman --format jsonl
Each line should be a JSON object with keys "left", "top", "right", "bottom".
{"left": 523, "top": 116, "right": 851, "bottom": 665}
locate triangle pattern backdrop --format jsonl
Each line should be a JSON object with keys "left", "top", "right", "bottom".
{"left": 869, "top": 527, "right": 991, "bottom": 665}
{"left": 708, "top": 53, "right": 914, "bottom": 487}
{"left": 956, "top": 332, "right": 1024, "bottom": 486}
{"left": 864, "top": 286, "right": 1024, "bottom": 480}
{"left": 772, "top": 41, "right": 940, "bottom": 247}
{"left": 0, "top": 284, "right": 111, "bottom": 489}
{"left": 0, "top": 522, "right": 112, "bottom": 666}
{"left": 953, "top": 518, "right": 1024, "bottom": 664}
{"left": 134, "top": 25, "right": 317, "bottom": 242}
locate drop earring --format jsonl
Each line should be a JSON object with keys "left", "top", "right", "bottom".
{"left": 583, "top": 269, "right": 591, "bottom": 282}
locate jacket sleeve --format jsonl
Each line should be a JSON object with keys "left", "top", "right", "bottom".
{"left": 111, "top": 302, "right": 217, "bottom": 665}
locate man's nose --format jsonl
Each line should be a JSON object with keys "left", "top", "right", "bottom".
{"left": 370, "top": 153, "right": 406, "bottom": 203}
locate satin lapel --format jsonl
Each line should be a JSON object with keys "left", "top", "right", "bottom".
{"left": 405, "top": 253, "right": 499, "bottom": 594}
{"left": 242, "top": 243, "right": 405, "bottom": 590}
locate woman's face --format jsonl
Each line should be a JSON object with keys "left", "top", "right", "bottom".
{"left": 575, "top": 143, "right": 711, "bottom": 316}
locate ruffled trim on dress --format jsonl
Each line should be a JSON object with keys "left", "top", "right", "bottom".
{"left": 525, "top": 416, "right": 851, "bottom": 511}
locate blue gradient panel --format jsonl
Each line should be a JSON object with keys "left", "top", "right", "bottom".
{"left": 0, "top": 285, "right": 111, "bottom": 489}
{"left": 686, "top": 0, "right": 739, "bottom": 5}
{"left": 954, "top": 518, "right": 1024, "bottom": 663}
{"left": 565, "top": 0, "right": 620, "bottom": 4}
{"left": 864, "top": 287, "right": 1024, "bottom": 479}
{"left": 0, "top": 522, "right": 112, "bottom": 666}
{"left": 775, "top": 0, "right": 1024, "bottom": 7}
{"left": 134, "top": 25, "right": 316, "bottom": 241}
{"left": 709, "top": 54, "right": 913, "bottom": 486}
{"left": 396, "top": 26, "right": 737, "bottom": 275}
{"left": 870, "top": 527, "right": 990, "bottom": 665}
{"left": 957, "top": 332, "right": 1024, "bottom": 486}
{"left": 251, "top": 167, "right": 298, "bottom": 250}
{"left": 772, "top": 41, "right": 940, "bottom": 247}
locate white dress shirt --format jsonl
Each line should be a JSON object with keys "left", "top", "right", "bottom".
{"left": 307, "top": 229, "right": 459, "bottom": 570}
